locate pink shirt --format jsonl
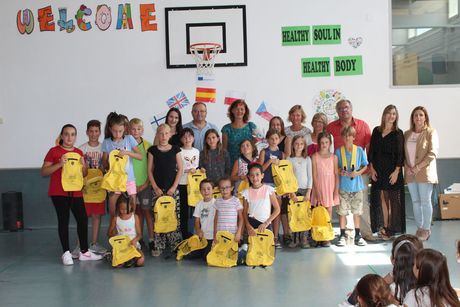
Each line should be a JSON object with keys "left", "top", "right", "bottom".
{"left": 406, "top": 132, "right": 420, "bottom": 167}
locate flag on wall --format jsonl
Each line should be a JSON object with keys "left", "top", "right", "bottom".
{"left": 150, "top": 112, "right": 167, "bottom": 128}
{"left": 195, "top": 87, "right": 216, "bottom": 103}
{"left": 166, "top": 91, "right": 190, "bottom": 109}
{"left": 256, "top": 101, "right": 275, "bottom": 121}
{"left": 224, "top": 90, "right": 246, "bottom": 105}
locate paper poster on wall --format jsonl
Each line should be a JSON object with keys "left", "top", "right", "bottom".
{"left": 301, "top": 57, "right": 331, "bottom": 77}
{"left": 95, "top": 5, "right": 112, "bottom": 31}
{"left": 166, "top": 91, "right": 190, "bottom": 110}
{"left": 17, "top": 9, "right": 34, "bottom": 35}
{"left": 333, "top": 56, "right": 363, "bottom": 76}
{"left": 58, "top": 8, "right": 75, "bottom": 33}
{"left": 224, "top": 90, "right": 246, "bottom": 105}
{"left": 76, "top": 5, "right": 92, "bottom": 31}
{"left": 312, "top": 89, "right": 345, "bottom": 122}
{"left": 281, "top": 26, "right": 310, "bottom": 46}
{"left": 348, "top": 37, "right": 363, "bottom": 48}
{"left": 195, "top": 87, "right": 216, "bottom": 103}
{"left": 312, "top": 25, "right": 341, "bottom": 45}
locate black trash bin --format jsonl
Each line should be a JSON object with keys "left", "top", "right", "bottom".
{"left": 2, "top": 191, "right": 24, "bottom": 231}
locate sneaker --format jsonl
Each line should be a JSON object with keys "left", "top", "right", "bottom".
{"left": 62, "top": 251, "right": 74, "bottom": 266}
{"left": 151, "top": 249, "right": 162, "bottom": 257}
{"left": 71, "top": 246, "right": 81, "bottom": 259}
{"left": 89, "top": 242, "right": 107, "bottom": 254}
{"left": 336, "top": 236, "right": 346, "bottom": 247}
{"left": 355, "top": 236, "right": 367, "bottom": 246}
{"left": 79, "top": 250, "right": 103, "bottom": 261}
{"left": 274, "top": 239, "right": 282, "bottom": 249}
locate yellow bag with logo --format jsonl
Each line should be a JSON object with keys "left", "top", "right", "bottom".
{"left": 271, "top": 160, "right": 298, "bottom": 196}
{"left": 153, "top": 195, "right": 177, "bottom": 233}
{"left": 109, "top": 235, "right": 141, "bottom": 267}
{"left": 61, "top": 152, "right": 84, "bottom": 192}
{"left": 101, "top": 150, "right": 128, "bottom": 192}
{"left": 83, "top": 169, "right": 106, "bottom": 203}
{"left": 206, "top": 231, "right": 238, "bottom": 268}
{"left": 176, "top": 235, "right": 208, "bottom": 260}
{"left": 246, "top": 229, "right": 275, "bottom": 267}
{"left": 212, "top": 187, "right": 222, "bottom": 199}
{"left": 311, "top": 206, "right": 335, "bottom": 241}
{"left": 187, "top": 171, "right": 206, "bottom": 207}
{"left": 288, "top": 196, "right": 312, "bottom": 232}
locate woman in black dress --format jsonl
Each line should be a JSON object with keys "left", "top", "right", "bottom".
{"left": 368, "top": 105, "right": 405, "bottom": 239}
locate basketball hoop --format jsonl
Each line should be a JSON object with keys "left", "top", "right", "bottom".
{"left": 190, "top": 42, "right": 222, "bottom": 76}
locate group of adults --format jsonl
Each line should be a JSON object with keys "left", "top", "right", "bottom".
{"left": 162, "top": 98, "right": 438, "bottom": 241}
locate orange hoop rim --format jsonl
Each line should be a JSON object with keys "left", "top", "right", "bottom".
{"left": 189, "top": 42, "right": 222, "bottom": 52}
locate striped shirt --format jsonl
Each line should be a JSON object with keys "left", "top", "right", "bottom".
{"left": 214, "top": 196, "right": 243, "bottom": 234}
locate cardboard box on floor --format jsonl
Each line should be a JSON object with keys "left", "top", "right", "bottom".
{"left": 438, "top": 194, "right": 460, "bottom": 219}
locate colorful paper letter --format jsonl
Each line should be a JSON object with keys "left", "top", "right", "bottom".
{"left": 116, "top": 4, "right": 133, "bottom": 30}
{"left": 17, "top": 9, "right": 34, "bottom": 34}
{"left": 140, "top": 3, "right": 157, "bottom": 32}
{"left": 95, "top": 4, "right": 112, "bottom": 31}
{"left": 76, "top": 5, "right": 92, "bottom": 31}
{"left": 57, "top": 8, "right": 75, "bottom": 33}
{"left": 38, "top": 6, "right": 55, "bottom": 32}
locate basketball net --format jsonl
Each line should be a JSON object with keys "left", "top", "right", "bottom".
{"left": 190, "top": 43, "right": 222, "bottom": 76}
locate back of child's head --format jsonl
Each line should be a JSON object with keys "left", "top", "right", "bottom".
{"left": 239, "top": 139, "right": 258, "bottom": 159}
{"left": 356, "top": 274, "right": 398, "bottom": 307}
{"left": 199, "top": 178, "right": 214, "bottom": 190}
{"left": 104, "top": 112, "right": 126, "bottom": 139}
{"left": 179, "top": 127, "right": 195, "bottom": 146}
{"left": 290, "top": 135, "right": 307, "bottom": 158}
{"left": 265, "top": 128, "right": 280, "bottom": 140}
{"left": 414, "top": 248, "right": 459, "bottom": 307}
{"left": 129, "top": 118, "right": 143, "bottom": 127}
{"left": 86, "top": 120, "right": 101, "bottom": 131}
{"left": 203, "top": 129, "right": 222, "bottom": 160}
{"left": 341, "top": 125, "right": 356, "bottom": 138}
{"left": 115, "top": 195, "right": 132, "bottom": 215}
{"left": 391, "top": 234, "right": 423, "bottom": 303}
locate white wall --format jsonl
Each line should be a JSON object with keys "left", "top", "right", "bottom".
{"left": 1, "top": 0, "right": 459, "bottom": 168}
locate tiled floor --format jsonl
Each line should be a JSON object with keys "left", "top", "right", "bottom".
{"left": 0, "top": 220, "right": 458, "bottom": 307}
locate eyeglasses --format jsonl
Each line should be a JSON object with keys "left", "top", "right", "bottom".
{"left": 338, "top": 107, "right": 349, "bottom": 112}
{"left": 219, "top": 186, "right": 232, "bottom": 191}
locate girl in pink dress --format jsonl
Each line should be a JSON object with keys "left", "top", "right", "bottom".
{"left": 312, "top": 132, "right": 339, "bottom": 217}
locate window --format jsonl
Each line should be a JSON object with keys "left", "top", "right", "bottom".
{"left": 392, "top": 0, "right": 460, "bottom": 86}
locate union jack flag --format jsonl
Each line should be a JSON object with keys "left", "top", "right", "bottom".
{"left": 166, "top": 91, "right": 190, "bottom": 109}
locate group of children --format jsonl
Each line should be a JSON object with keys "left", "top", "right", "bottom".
{"left": 341, "top": 234, "right": 460, "bottom": 307}
{"left": 43, "top": 108, "right": 380, "bottom": 267}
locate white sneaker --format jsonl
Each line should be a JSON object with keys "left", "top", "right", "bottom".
{"left": 355, "top": 236, "right": 367, "bottom": 246}
{"left": 79, "top": 250, "right": 103, "bottom": 261}
{"left": 71, "top": 246, "right": 81, "bottom": 259}
{"left": 62, "top": 251, "right": 74, "bottom": 266}
{"left": 89, "top": 242, "right": 107, "bottom": 254}
{"left": 336, "top": 236, "right": 346, "bottom": 247}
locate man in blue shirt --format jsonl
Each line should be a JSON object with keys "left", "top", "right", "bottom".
{"left": 183, "top": 102, "right": 218, "bottom": 151}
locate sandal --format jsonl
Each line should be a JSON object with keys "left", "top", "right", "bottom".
{"left": 379, "top": 228, "right": 391, "bottom": 241}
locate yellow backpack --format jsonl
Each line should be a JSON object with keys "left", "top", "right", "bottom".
{"left": 271, "top": 160, "right": 298, "bottom": 195}
{"left": 61, "top": 152, "right": 84, "bottom": 192}
{"left": 311, "top": 206, "right": 335, "bottom": 241}
{"left": 101, "top": 150, "right": 128, "bottom": 192}
{"left": 187, "top": 171, "right": 206, "bottom": 207}
{"left": 153, "top": 195, "right": 178, "bottom": 233}
{"left": 237, "top": 180, "right": 250, "bottom": 203}
{"left": 109, "top": 235, "right": 141, "bottom": 267}
{"left": 340, "top": 145, "right": 358, "bottom": 172}
{"left": 288, "top": 196, "right": 312, "bottom": 232}
{"left": 176, "top": 235, "right": 208, "bottom": 260}
{"left": 212, "top": 187, "right": 222, "bottom": 199}
{"left": 83, "top": 169, "right": 107, "bottom": 203}
{"left": 206, "top": 231, "right": 239, "bottom": 268}
{"left": 246, "top": 229, "right": 275, "bottom": 267}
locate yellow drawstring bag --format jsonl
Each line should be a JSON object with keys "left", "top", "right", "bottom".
{"left": 176, "top": 235, "right": 208, "bottom": 260}
{"left": 340, "top": 145, "right": 358, "bottom": 172}
{"left": 61, "top": 152, "right": 84, "bottom": 192}
{"left": 288, "top": 196, "right": 312, "bottom": 232}
{"left": 311, "top": 206, "right": 335, "bottom": 241}
{"left": 109, "top": 235, "right": 141, "bottom": 267}
{"left": 83, "top": 169, "right": 106, "bottom": 203}
{"left": 206, "top": 231, "right": 239, "bottom": 268}
{"left": 246, "top": 229, "right": 275, "bottom": 267}
{"left": 153, "top": 195, "right": 177, "bottom": 233}
{"left": 271, "top": 160, "right": 298, "bottom": 195}
{"left": 187, "top": 171, "right": 206, "bottom": 207}
{"left": 212, "top": 187, "right": 222, "bottom": 199}
{"left": 237, "top": 179, "right": 250, "bottom": 203}
{"left": 101, "top": 150, "right": 128, "bottom": 192}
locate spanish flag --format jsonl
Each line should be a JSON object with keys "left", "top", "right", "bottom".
{"left": 195, "top": 87, "right": 216, "bottom": 103}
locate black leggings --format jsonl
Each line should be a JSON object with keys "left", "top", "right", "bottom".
{"left": 178, "top": 185, "right": 192, "bottom": 239}
{"left": 51, "top": 196, "right": 88, "bottom": 253}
